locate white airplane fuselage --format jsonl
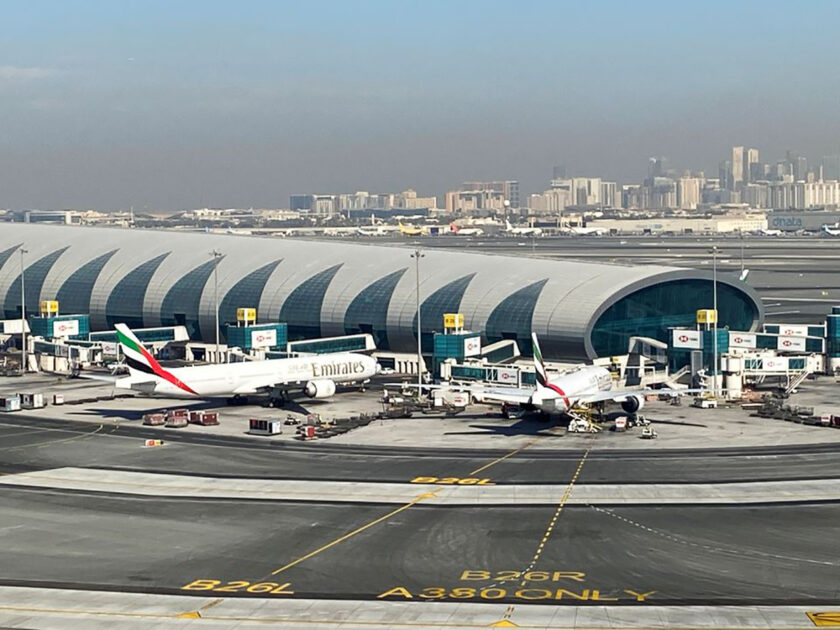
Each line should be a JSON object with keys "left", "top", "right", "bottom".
{"left": 116, "top": 353, "right": 378, "bottom": 398}
{"left": 529, "top": 365, "right": 613, "bottom": 413}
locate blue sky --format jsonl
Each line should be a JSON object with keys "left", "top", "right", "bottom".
{"left": 3, "top": 0, "right": 840, "bottom": 209}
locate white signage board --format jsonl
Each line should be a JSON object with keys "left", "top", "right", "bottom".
{"left": 671, "top": 329, "right": 702, "bottom": 350}
{"left": 101, "top": 341, "right": 119, "bottom": 356}
{"left": 778, "top": 325, "right": 809, "bottom": 337}
{"left": 494, "top": 367, "right": 519, "bottom": 385}
{"left": 729, "top": 332, "right": 757, "bottom": 349}
{"left": 251, "top": 328, "right": 277, "bottom": 349}
{"left": 53, "top": 319, "right": 79, "bottom": 338}
{"left": 463, "top": 336, "right": 481, "bottom": 357}
{"left": 762, "top": 356, "right": 789, "bottom": 372}
{"left": 777, "top": 336, "right": 806, "bottom": 352}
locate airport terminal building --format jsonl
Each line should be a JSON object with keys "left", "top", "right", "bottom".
{"left": 0, "top": 224, "right": 763, "bottom": 360}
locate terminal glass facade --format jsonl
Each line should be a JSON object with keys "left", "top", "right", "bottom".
{"left": 218, "top": 260, "right": 282, "bottom": 339}
{"left": 3, "top": 247, "right": 69, "bottom": 319}
{"left": 279, "top": 264, "right": 342, "bottom": 340}
{"left": 413, "top": 273, "right": 475, "bottom": 353}
{"left": 485, "top": 279, "right": 548, "bottom": 355}
{"left": 0, "top": 245, "right": 20, "bottom": 273}
{"left": 105, "top": 253, "right": 170, "bottom": 329}
{"left": 591, "top": 279, "right": 759, "bottom": 357}
{"left": 344, "top": 268, "right": 406, "bottom": 350}
{"left": 160, "top": 259, "right": 219, "bottom": 338}
{"left": 56, "top": 250, "right": 117, "bottom": 315}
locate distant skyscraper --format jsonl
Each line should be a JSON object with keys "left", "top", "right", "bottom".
{"left": 823, "top": 155, "right": 840, "bottom": 181}
{"left": 746, "top": 148, "right": 760, "bottom": 182}
{"left": 552, "top": 165, "right": 566, "bottom": 179}
{"left": 719, "top": 160, "right": 731, "bottom": 189}
{"left": 731, "top": 146, "right": 744, "bottom": 189}
{"left": 648, "top": 156, "right": 668, "bottom": 178}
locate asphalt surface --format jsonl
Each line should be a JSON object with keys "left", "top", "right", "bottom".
{"left": 1, "top": 412, "right": 839, "bottom": 608}
{"left": 2, "top": 415, "right": 840, "bottom": 484}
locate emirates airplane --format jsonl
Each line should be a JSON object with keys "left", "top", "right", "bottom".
{"left": 465, "top": 333, "right": 688, "bottom": 416}
{"left": 109, "top": 323, "right": 378, "bottom": 401}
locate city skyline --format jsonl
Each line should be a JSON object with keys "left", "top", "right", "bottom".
{"left": 3, "top": 0, "right": 840, "bottom": 210}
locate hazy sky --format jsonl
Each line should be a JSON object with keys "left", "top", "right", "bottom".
{"left": 3, "top": 0, "right": 840, "bottom": 210}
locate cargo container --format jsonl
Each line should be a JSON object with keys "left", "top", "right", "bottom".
{"left": 0, "top": 396, "right": 21, "bottom": 412}
{"left": 19, "top": 393, "right": 46, "bottom": 409}
{"left": 249, "top": 419, "right": 282, "bottom": 435}
{"left": 143, "top": 413, "right": 166, "bottom": 426}
{"left": 189, "top": 411, "right": 219, "bottom": 425}
{"left": 165, "top": 408, "right": 189, "bottom": 428}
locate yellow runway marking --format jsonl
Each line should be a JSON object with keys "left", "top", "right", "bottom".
{"left": 271, "top": 489, "right": 440, "bottom": 576}
{"left": 520, "top": 449, "right": 589, "bottom": 586}
{"left": 468, "top": 439, "right": 538, "bottom": 476}
{"left": 0, "top": 424, "right": 104, "bottom": 452}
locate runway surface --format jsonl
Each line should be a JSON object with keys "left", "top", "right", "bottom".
{"left": 0, "top": 412, "right": 838, "bottom": 627}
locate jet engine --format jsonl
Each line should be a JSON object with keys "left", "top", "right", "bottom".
{"left": 621, "top": 395, "right": 645, "bottom": 414}
{"left": 304, "top": 379, "right": 337, "bottom": 399}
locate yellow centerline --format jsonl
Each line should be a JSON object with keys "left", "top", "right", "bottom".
{"left": 521, "top": 448, "right": 589, "bottom": 586}
{"left": 271, "top": 489, "right": 440, "bottom": 576}
{"left": 468, "top": 438, "right": 538, "bottom": 476}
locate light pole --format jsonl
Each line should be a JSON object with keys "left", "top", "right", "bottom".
{"left": 19, "top": 248, "right": 28, "bottom": 373}
{"left": 712, "top": 245, "right": 718, "bottom": 398}
{"left": 411, "top": 249, "right": 424, "bottom": 393}
{"left": 211, "top": 249, "right": 223, "bottom": 363}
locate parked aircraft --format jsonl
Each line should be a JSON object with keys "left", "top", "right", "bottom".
{"left": 822, "top": 223, "right": 840, "bottom": 236}
{"left": 398, "top": 222, "right": 427, "bottom": 236}
{"left": 450, "top": 222, "right": 484, "bottom": 236}
{"left": 101, "top": 324, "right": 378, "bottom": 402}
{"left": 453, "top": 333, "right": 690, "bottom": 418}
{"left": 504, "top": 220, "right": 543, "bottom": 236}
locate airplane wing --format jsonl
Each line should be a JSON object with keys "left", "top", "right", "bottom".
{"left": 456, "top": 385, "right": 534, "bottom": 406}
{"left": 75, "top": 373, "right": 120, "bottom": 383}
{"left": 577, "top": 387, "right": 698, "bottom": 405}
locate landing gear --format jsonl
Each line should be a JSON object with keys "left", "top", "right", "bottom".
{"left": 268, "top": 388, "right": 290, "bottom": 408}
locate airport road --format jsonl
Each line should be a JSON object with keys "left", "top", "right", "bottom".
{"left": 1, "top": 414, "right": 840, "bottom": 484}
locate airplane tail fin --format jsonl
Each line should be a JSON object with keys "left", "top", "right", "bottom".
{"left": 115, "top": 323, "right": 197, "bottom": 395}
{"left": 531, "top": 332, "right": 549, "bottom": 388}
{"left": 450, "top": 222, "right": 459, "bottom": 233}
{"left": 505, "top": 219, "right": 513, "bottom": 231}
{"left": 115, "top": 323, "right": 159, "bottom": 378}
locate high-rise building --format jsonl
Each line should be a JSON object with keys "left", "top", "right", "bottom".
{"left": 552, "top": 165, "right": 566, "bottom": 179}
{"left": 746, "top": 148, "right": 760, "bottom": 183}
{"left": 458, "top": 181, "right": 520, "bottom": 208}
{"left": 823, "top": 155, "right": 840, "bottom": 181}
{"left": 719, "top": 160, "right": 731, "bottom": 189}
{"left": 677, "top": 177, "right": 701, "bottom": 210}
{"left": 731, "top": 146, "right": 744, "bottom": 189}
{"left": 648, "top": 156, "right": 668, "bottom": 178}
